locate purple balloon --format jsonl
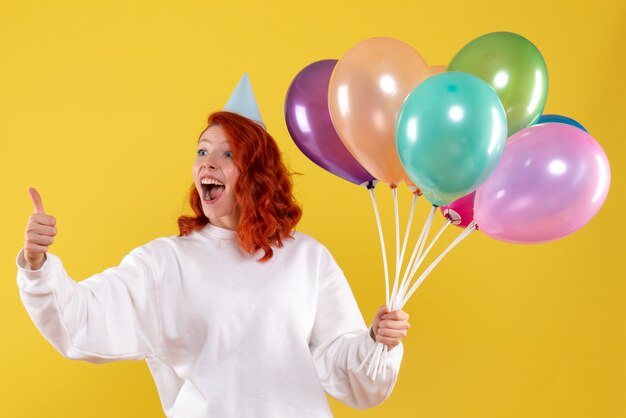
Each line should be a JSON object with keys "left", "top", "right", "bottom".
{"left": 440, "top": 192, "right": 475, "bottom": 228}
{"left": 474, "top": 123, "right": 610, "bottom": 244}
{"left": 285, "top": 60, "right": 375, "bottom": 186}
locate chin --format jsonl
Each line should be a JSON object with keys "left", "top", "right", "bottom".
{"left": 201, "top": 203, "right": 236, "bottom": 221}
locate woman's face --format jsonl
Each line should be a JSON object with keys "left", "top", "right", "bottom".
{"left": 193, "top": 124, "right": 240, "bottom": 230}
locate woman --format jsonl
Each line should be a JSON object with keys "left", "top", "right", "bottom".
{"left": 17, "top": 77, "right": 410, "bottom": 417}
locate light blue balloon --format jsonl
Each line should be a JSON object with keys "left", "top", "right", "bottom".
{"left": 536, "top": 114, "right": 588, "bottom": 133}
{"left": 396, "top": 72, "right": 508, "bottom": 206}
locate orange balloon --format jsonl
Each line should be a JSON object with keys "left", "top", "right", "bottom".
{"left": 328, "top": 37, "right": 431, "bottom": 185}
{"left": 429, "top": 65, "right": 447, "bottom": 75}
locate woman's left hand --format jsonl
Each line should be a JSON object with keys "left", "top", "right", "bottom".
{"left": 370, "top": 305, "right": 410, "bottom": 350}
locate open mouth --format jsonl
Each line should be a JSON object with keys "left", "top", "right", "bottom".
{"left": 201, "top": 183, "right": 226, "bottom": 203}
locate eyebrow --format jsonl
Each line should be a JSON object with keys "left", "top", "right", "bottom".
{"left": 197, "top": 139, "right": 230, "bottom": 147}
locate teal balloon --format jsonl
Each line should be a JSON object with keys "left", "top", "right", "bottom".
{"left": 396, "top": 72, "right": 507, "bottom": 206}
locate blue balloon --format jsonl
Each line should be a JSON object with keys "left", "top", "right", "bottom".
{"left": 536, "top": 114, "right": 588, "bottom": 133}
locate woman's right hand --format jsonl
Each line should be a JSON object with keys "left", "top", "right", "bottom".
{"left": 24, "top": 187, "right": 57, "bottom": 270}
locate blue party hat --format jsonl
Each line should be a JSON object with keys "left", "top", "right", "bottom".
{"left": 224, "top": 73, "right": 265, "bottom": 129}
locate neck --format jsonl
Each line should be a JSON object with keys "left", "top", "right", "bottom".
{"left": 208, "top": 217, "right": 239, "bottom": 231}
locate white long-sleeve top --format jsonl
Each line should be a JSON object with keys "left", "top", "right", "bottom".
{"left": 16, "top": 223, "right": 403, "bottom": 417}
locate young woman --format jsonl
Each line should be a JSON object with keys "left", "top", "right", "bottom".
{"left": 17, "top": 79, "right": 410, "bottom": 417}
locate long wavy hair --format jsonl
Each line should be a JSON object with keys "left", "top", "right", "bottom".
{"left": 178, "top": 111, "right": 302, "bottom": 262}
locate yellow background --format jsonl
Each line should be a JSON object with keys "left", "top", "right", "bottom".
{"left": 1, "top": 0, "right": 624, "bottom": 416}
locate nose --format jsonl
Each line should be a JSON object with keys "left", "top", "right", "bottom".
{"left": 202, "top": 153, "right": 218, "bottom": 170}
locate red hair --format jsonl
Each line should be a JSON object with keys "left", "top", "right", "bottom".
{"left": 178, "top": 111, "right": 302, "bottom": 262}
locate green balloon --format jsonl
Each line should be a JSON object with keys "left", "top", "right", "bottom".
{"left": 396, "top": 72, "right": 507, "bottom": 206}
{"left": 448, "top": 32, "right": 548, "bottom": 136}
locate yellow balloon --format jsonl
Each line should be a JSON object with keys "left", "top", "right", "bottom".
{"left": 328, "top": 37, "right": 431, "bottom": 185}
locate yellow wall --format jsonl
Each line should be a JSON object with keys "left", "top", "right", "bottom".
{"left": 1, "top": 0, "right": 624, "bottom": 416}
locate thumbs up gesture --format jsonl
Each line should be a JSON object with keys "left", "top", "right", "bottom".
{"left": 23, "top": 187, "right": 57, "bottom": 270}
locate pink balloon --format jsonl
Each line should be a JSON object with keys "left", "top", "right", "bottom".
{"left": 474, "top": 123, "right": 610, "bottom": 244}
{"left": 440, "top": 192, "right": 475, "bottom": 228}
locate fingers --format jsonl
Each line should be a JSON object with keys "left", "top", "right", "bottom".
{"left": 375, "top": 325, "right": 408, "bottom": 349}
{"left": 28, "top": 233, "right": 55, "bottom": 246}
{"left": 378, "top": 319, "right": 410, "bottom": 330}
{"left": 377, "top": 327, "right": 408, "bottom": 339}
{"left": 25, "top": 223, "right": 56, "bottom": 248}
{"left": 374, "top": 308, "right": 411, "bottom": 349}
{"left": 372, "top": 305, "right": 388, "bottom": 326}
{"left": 24, "top": 190, "right": 57, "bottom": 265}
{"left": 382, "top": 310, "right": 409, "bottom": 321}
{"left": 26, "top": 224, "right": 57, "bottom": 236}
{"left": 375, "top": 335, "right": 401, "bottom": 348}
{"left": 371, "top": 307, "right": 409, "bottom": 345}
{"left": 29, "top": 213, "right": 56, "bottom": 227}
{"left": 24, "top": 242, "right": 49, "bottom": 254}
{"left": 25, "top": 220, "right": 57, "bottom": 239}
{"left": 28, "top": 187, "right": 46, "bottom": 214}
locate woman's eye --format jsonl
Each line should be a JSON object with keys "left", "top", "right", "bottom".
{"left": 224, "top": 151, "right": 233, "bottom": 158}
{"left": 197, "top": 149, "right": 207, "bottom": 156}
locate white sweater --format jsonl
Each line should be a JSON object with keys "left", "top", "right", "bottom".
{"left": 16, "top": 223, "right": 403, "bottom": 417}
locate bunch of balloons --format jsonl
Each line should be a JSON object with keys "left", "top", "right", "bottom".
{"left": 285, "top": 32, "right": 610, "bottom": 245}
{"left": 285, "top": 32, "right": 611, "bottom": 380}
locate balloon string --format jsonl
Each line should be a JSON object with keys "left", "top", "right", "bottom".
{"left": 393, "top": 206, "right": 436, "bottom": 309}
{"left": 390, "top": 193, "right": 418, "bottom": 311}
{"left": 411, "top": 220, "right": 452, "bottom": 277}
{"left": 371, "top": 344, "right": 380, "bottom": 380}
{"left": 400, "top": 194, "right": 419, "bottom": 277}
{"left": 368, "top": 343, "right": 384, "bottom": 378}
{"left": 369, "top": 187, "right": 390, "bottom": 310}
{"left": 373, "top": 187, "right": 401, "bottom": 380}
{"left": 413, "top": 207, "right": 436, "bottom": 277}
{"left": 366, "top": 344, "right": 378, "bottom": 376}
{"left": 369, "top": 192, "right": 420, "bottom": 379}
{"left": 360, "top": 187, "right": 389, "bottom": 379}
{"left": 392, "top": 187, "right": 400, "bottom": 308}
{"left": 379, "top": 342, "right": 388, "bottom": 378}
{"left": 367, "top": 345, "right": 378, "bottom": 377}
{"left": 398, "top": 219, "right": 452, "bottom": 302}
{"left": 369, "top": 190, "right": 417, "bottom": 378}
{"left": 356, "top": 338, "right": 378, "bottom": 373}
{"left": 399, "top": 222, "right": 476, "bottom": 308}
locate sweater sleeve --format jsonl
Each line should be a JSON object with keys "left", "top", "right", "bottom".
{"left": 308, "top": 250, "right": 403, "bottom": 409}
{"left": 15, "top": 245, "right": 162, "bottom": 364}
